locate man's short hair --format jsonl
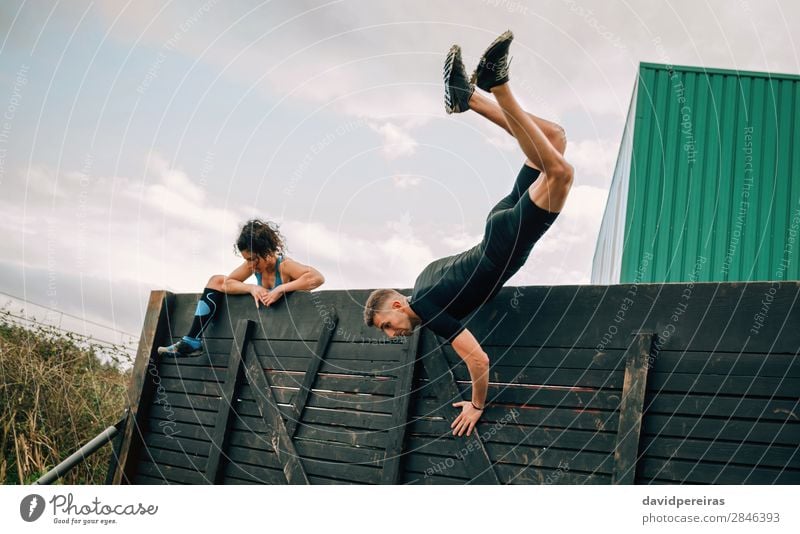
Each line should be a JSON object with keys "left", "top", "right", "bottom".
{"left": 363, "top": 288, "right": 404, "bottom": 327}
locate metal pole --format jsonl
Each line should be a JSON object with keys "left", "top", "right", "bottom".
{"left": 34, "top": 413, "right": 127, "bottom": 485}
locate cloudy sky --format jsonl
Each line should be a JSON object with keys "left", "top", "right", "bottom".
{"left": 1, "top": 0, "right": 798, "bottom": 339}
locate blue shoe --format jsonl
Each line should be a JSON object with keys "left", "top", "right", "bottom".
{"left": 157, "top": 339, "right": 203, "bottom": 358}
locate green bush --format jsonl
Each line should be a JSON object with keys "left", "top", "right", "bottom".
{"left": 0, "top": 311, "right": 132, "bottom": 484}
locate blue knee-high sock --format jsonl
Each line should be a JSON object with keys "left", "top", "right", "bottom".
{"left": 182, "top": 287, "right": 220, "bottom": 347}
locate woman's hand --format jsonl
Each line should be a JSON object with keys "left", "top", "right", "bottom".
{"left": 451, "top": 401, "right": 484, "bottom": 437}
{"left": 263, "top": 285, "right": 286, "bottom": 307}
{"left": 249, "top": 284, "right": 270, "bottom": 308}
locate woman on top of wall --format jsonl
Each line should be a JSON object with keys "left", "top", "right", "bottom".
{"left": 157, "top": 218, "right": 325, "bottom": 358}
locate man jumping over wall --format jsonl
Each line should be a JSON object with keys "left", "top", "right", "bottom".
{"left": 363, "top": 30, "right": 574, "bottom": 438}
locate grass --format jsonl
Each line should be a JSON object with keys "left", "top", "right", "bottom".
{"left": 0, "top": 310, "right": 132, "bottom": 484}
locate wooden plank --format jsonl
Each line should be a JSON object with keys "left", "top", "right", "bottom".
{"left": 307, "top": 475, "right": 364, "bottom": 485}
{"left": 302, "top": 457, "right": 382, "bottom": 484}
{"left": 238, "top": 387, "right": 395, "bottom": 414}
{"left": 613, "top": 333, "right": 653, "bottom": 484}
{"left": 644, "top": 393, "right": 800, "bottom": 422}
{"left": 646, "top": 350, "right": 800, "bottom": 378}
{"left": 136, "top": 460, "right": 207, "bottom": 484}
{"left": 641, "top": 414, "right": 800, "bottom": 445}
{"left": 222, "top": 462, "right": 288, "bottom": 485}
{"left": 469, "top": 283, "right": 800, "bottom": 353}
{"left": 156, "top": 377, "right": 224, "bottom": 397}
{"left": 228, "top": 435, "right": 383, "bottom": 485}
{"left": 647, "top": 372, "right": 800, "bottom": 397}
{"left": 480, "top": 439, "right": 614, "bottom": 474}
{"left": 401, "top": 454, "right": 611, "bottom": 484}
{"left": 401, "top": 453, "right": 471, "bottom": 479}
{"left": 229, "top": 421, "right": 389, "bottom": 451}
{"left": 495, "top": 464, "right": 611, "bottom": 485}
{"left": 444, "top": 363, "right": 625, "bottom": 389}
{"left": 155, "top": 363, "right": 230, "bottom": 383}
{"left": 408, "top": 419, "right": 618, "bottom": 452}
{"left": 227, "top": 430, "right": 276, "bottom": 452}
{"left": 416, "top": 380, "right": 624, "bottom": 410}
{"left": 403, "top": 470, "right": 470, "bottom": 485}
{"left": 162, "top": 353, "right": 402, "bottom": 378}
{"left": 285, "top": 307, "right": 338, "bottom": 437}
{"left": 294, "top": 424, "right": 388, "bottom": 449}
{"left": 205, "top": 319, "right": 251, "bottom": 483}
{"left": 235, "top": 401, "right": 393, "bottom": 431}
{"left": 637, "top": 457, "right": 800, "bottom": 484}
{"left": 443, "top": 345, "right": 629, "bottom": 371}
{"left": 264, "top": 371, "right": 396, "bottom": 395}
{"left": 148, "top": 404, "right": 216, "bottom": 427}
{"left": 159, "top": 392, "right": 220, "bottom": 412}
{"left": 243, "top": 343, "right": 309, "bottom": 484}
{"left": 418, "top": 331, "right": 500, "bottom": 484}
{"left": 294, "top": 439, "right": 384, "bottom": 466}
{"left": 138, "top": 447, "right": 208, "bottom": 473}
{"left": 225, "top": 445, "right": 283, "bottom": 470}
{"left": 411, "top": 398, "right": 618, "bottom": 432}
{"left": 144, "top": 419, "right": 214, "bottom": 442}
{"left": 112, "top": 290, "right": 173, "bottom": 484}
{"left": 381, "top": 329, "right": 420, "bottom": 484}
{"left": 638, "top": 436, "right": 800, "bottom": 470}
{"left": 406, "top": 437, "right": 615, "bottom": 474}
{"left": 194, "top": 339, "right": 408, "bottom": 362}
{"left": 144, "top": 433, "right": 211, "bottom": 457}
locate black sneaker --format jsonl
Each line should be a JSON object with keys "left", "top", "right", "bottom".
{"left": 157, "top": 339, "right": 203, "bottom": 358}
{"left": 471, "top": 30, "right": 514, "bottom": 92}
{"left": 444, "top": 44, "right": 474, "bottom": 114}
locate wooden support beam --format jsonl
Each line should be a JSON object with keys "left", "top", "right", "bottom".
{"left": 420, "top": 331, "right": 500, "bottom": 484}
{"left": 112, "top": 290, "right": 173, "bottom": 484}
{"left": 104, "top": 414, "right": 127, "bottom": 484}
{"left": 612, "top": 332, "right": 655, "bottom": 484}
{"left": 243, "top": 343, "right": 310, "bottom": 484}
{"left": 380, "top": 328, "right": 421, "bottom": 484}
{"left": 284, "top": 306, "right": 338, "bottom": 438}
{"left": 205, "top": 319, "right": 251, "bottom": 483}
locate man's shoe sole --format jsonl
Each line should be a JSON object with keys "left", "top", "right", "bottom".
{"left": 444, "top": 45, "right": 468, "bottom": 114}
{"left": 471, "top": 30, "right": 514, "bottom": 91}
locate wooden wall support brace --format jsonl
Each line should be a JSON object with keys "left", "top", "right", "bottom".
{"left": 612, "top": 332, "right": 655, "bottom": 484}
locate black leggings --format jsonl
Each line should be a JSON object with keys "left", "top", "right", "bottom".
{"left": 481, "top": 163, "right": 559, "bottom": 274}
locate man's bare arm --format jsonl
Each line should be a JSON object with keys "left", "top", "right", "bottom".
{"left": 451, "top": 328, "right": 490, "bottom": 408}
{"left": 448, "top": 328, "right": 490, "bottom": 437}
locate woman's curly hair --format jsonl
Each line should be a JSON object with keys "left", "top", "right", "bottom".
{"left": 234, "top": 219, "right": 286, "bottom": 259}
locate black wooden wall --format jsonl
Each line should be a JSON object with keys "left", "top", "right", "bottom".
{"left": 109, "top": 282, "right": 800, "bottom": 484}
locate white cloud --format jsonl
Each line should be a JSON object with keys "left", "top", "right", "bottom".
{"left": 1, "top": 154, "right": 245, "bottom": 295}
{"left": 369, "top": 121, "right": 418, "bottom": 159}
{"left": 138, "top": 154, "right": 242, "bottom": 233}
{"left": 485, "top": 129, "right": 519, "bottom": 153}
{"left": 282, "top": 212, "right": 435, "bottom": 289}
{"left": 440, "top": 229, "right": 483, "bottom": 253}
{"left": 566, "top": 138, "right": 620, "bottom": 186}
{"left": 392, "top": 174, "right": 422, "bottom": 189}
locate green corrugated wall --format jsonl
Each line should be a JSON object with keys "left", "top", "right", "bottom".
{"left": 619, "top": 62, "right": 800, "bottom": 283}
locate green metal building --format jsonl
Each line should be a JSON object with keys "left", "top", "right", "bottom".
{"left": 592, "top": 62, "right": 800, "bottom": 284}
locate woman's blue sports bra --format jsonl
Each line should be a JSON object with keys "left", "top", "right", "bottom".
{"left": 254, "top": 254, "right": 283, "bottom": 288}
